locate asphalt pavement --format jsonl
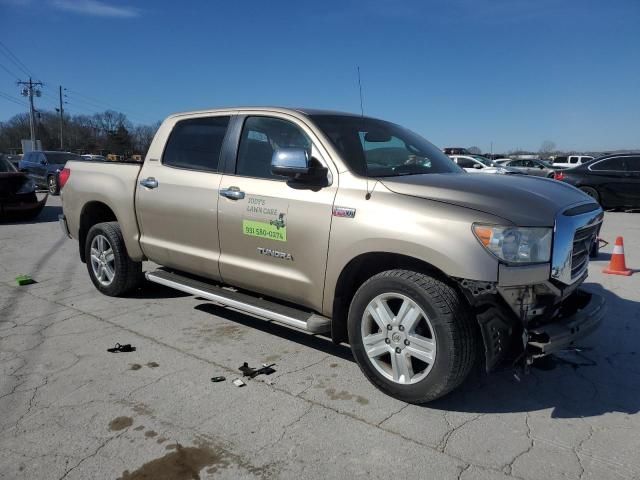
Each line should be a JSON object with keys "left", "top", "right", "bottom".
{"left": 1, "top": 196, "right": 639, "bottom": 480}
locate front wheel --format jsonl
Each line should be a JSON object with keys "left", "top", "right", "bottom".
{"left": 348, "top": 270, "right": 477, "bottom": 403}
{"left": 85, "top": 222, "right": 143, "bottom": 296}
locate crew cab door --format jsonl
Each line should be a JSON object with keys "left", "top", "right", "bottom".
{"left": 217, "top": 114, "right": 337, "bottom": 311}
{"left": 135, "top": 114, "right": 231, "bottom": 280}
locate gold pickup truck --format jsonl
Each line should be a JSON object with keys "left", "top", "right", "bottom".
{"left": 59, "top": 107, "right": 605, "bottom": 402}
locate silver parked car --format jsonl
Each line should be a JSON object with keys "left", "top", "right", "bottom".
{"left": 501, "top": 158, "right": 558, "bottom": 177}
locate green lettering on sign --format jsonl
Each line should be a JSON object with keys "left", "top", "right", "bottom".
{"left": 242, "top": 220, "right": 287, "bottom": 242}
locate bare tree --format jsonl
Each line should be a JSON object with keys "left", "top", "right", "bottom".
{"left": 467, "top": 146, "right": 481, "bottom": 154}
{"left": 539, "top": 140, "right": 556, "bottom": 159}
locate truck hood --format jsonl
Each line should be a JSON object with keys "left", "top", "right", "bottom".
{"left": 380, "top": 173, "right": 594, "bottom": 226}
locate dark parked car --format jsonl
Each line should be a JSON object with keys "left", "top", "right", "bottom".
{"left": 18, "top": 151, "right": 82, "bottom": 195}
{"left": 554, "top": 154, "right": 640, "bottom": 209}
{"left": 0, "top": 155, "right": 47, "bottom": 220}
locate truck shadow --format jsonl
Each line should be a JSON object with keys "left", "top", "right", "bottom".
{"left": 1, "top": 205, "right": 62, "bottom": 225}
{"left": 430, "top": 283, "right": 640, "bottom": 419}
{"left": 192, "top": 282, "right": 638, "bottom": 419}
{"left": 194, "top": 303, "right": 354, "bottom": 362}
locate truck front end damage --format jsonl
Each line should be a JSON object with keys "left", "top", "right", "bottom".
{"left": 458, "top": 203, "right": 605, "bottom": 371}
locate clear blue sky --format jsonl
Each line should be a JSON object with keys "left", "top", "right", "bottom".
{"left": 1, "top": 0, "right": 639, "bottom": 152}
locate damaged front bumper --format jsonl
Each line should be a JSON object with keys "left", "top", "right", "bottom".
{"left": 526, "top": 289, "right": 605, "bottom": 357}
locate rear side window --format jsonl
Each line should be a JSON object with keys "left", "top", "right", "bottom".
{"left": 163, "top": 116, "right": 230, "bottom": 172}
{"left": 590, "top": 157, "right": 626, "bottom": 171}
{"left": 625, "top": 156, "right": 640, "bottom": 172}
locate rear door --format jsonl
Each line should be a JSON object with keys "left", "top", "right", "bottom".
{"left": 587, "top": 157, "right": 630, "bottom": 207}
{"left": 136, "top": 114, "right": 231, "bottom": 280}
{"left": 217, "top": 113, "right": 337, "bottom": 311}
{"left": 620, "top": 156, "right": 640, "bottom": 207}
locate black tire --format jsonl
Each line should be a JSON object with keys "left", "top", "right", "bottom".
{"left": 347, "top": 270, "right": 477, "bottom": 403}
{"left": 580, "top": 186, "right": 600, "bottom": 204}
{"left": 85, "top": 221, "right": 143, "bottom": 296}
{"left": 48, "top": 175, "right": 59, "bottom": 195}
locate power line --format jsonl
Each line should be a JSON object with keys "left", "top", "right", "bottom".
{"left": 65, "top": 88, "right": 146, "bottom": 122}
{"left": 0, "top": 62, "right": 20, "bottom": 80}
{"left": 0, "top": 40, "right": 36, "bottom": 79}
{"left": 0, "top": 91, "right": 28, "bottom": 107}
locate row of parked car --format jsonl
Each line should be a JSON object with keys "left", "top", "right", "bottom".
{"left": 443, "top": 150, "right": 639, "bottom": 209}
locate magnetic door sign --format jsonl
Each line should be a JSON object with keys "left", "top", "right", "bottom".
{"left": 243, "top": 196, "right": 289, "bottom": 242}
{"left": 242, "top": 219, "right": 287, "bottom": 242}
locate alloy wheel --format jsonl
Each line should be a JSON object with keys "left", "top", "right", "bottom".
{"left": 360, "top": 293, "right": 437, "bottom": 384}
{"left": 90, "top": 234, "right": 116, "bottom": 286}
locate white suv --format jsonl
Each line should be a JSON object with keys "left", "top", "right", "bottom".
{"left": 552, "top": 155, "right": 594, "bottom": 169}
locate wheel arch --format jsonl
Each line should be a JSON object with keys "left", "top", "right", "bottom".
{"left": 330, "top": 252, "right": 457, "bottom": 344}
{"left": 78, "top": 201, "right": 118, "bottom": 263}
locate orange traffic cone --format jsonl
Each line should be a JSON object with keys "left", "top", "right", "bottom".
{"left": 603, "top": 236, "right": 633, "bottom": 276}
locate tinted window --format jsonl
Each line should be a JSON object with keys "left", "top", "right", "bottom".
{"left": 163, "top": 116, "right": 230, "bottom": 172}
{"left": 311, "top": 114, "right": 461, "bottom": 177}
{"left": 590, "top": 157, "right": 626, "bottom": 171}
{"left": 569, "top": 157, "right": 578, "bottom": 164}
{"left": 236, "top": 116, "right": 311, "bottom": 180}
{"left": 0, "top": 157, "right": 17, "bottom": 172}
{"left": 625, "top": 156, "right": 640, "bottom": 172}
{"left": 457, "top": 157, "right": 477, "bottom": 168}
{"left": 553, "top": 156, "right": 567, "bottom": 164}
{"left": 44, "top": 152, "right": 83, "bottom": 164}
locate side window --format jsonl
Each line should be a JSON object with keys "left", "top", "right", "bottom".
{"left": 625, "top": 156, "right": 640, "bottom": 172}
{"left": 568, "top": 156, "right": 578, "bottom": 164}
{"left": 457, "top": 157, "right": 476, "bottom": 168}
{"left": 236, "top": 116, "right": 311, "bottom": 180}
{"left": 163, "top": 116, "right": 230, "bottom": 172}
{"left": 38, "top": 153, "right": 47, "bottom": 164}
{"left": 590, "top": 157, "right": 626, "bottom": 171}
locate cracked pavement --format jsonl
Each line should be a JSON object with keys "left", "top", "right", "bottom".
{"left": 1, "top": 197, "right": 639, "bottom": 479}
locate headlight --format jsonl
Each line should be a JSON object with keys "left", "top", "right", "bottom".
{"left": 472, "top": 224, "right": 552, "bottom": 263}
{"left": 16, "top": 179, "right": 36, "bottom": 194}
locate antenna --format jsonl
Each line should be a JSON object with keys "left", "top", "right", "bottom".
{"left": 356, "top": 66, "right": 374, "bottom": 199}
{"left": 357, "top": 66, "right": 364, "bottom": 116}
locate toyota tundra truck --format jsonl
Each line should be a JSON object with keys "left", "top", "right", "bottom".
{"left": 59, "top": 107, "right": 605, "bottom": 403}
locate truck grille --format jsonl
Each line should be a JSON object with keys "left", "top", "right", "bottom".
{"left": 571, "top": 224, "right": 598, "bottom": 279}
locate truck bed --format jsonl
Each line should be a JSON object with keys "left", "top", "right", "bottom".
{"left": 61, "top": 160, "right": 145, "bottom": 261}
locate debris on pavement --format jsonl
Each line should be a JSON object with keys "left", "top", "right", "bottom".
{"left": 239, "top": 362, "right": 276, "bottom": 378}
{"left": 15, "top": 274, "right": 35, "bottom": 286}
{"left": 232, "top": 378, "right": 246, "bottom": 387}
{"left": 210, "top": 376, "right": 226, "bottom": 383}
{"left": 107, "top": 343, "right": 136, "bottom": 353}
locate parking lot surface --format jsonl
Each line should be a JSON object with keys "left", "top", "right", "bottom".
{"left": 1, "top": 196, "right": 639, "bottom": 480}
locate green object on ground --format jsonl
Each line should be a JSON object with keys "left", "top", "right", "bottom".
{"left": 15, "top": 274, "right": 35, "bottom": 286}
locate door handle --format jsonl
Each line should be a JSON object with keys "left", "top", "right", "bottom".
{"left": 220, "top": 187, "right": 245, "bottom": 200}
{"left": 139, "top": 177, "right": 158, "bottom": 189}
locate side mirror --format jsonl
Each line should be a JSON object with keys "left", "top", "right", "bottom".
{"left": 538, "top": 165, "right": 544, "bottom": 169}
{"left": 473, "top": 163, "right": 483, "bottom": 169}
{"left": 271, "top": 148, "right": 311, "bottom": 176}
{"left": 40, "top": 158, "right": 48, "bottom": 165}
{"left": 271, "top": 148, "right": 329, "bottom": 190}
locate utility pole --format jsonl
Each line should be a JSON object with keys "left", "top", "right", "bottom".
{"left": 58, "top": 85, "right": 65, "bottom": 150}
{"left": 18, "top": 77, "right": 43, "bottom": 151}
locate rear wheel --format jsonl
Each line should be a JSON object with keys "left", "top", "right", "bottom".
{"left": 48, "top": 175, "right": 59, "bottom": 195}
{"left": 85, "top": 222, "right": 142, "bottom": 296}
{"left": 580, "top": 186, "right": 600, "bottom": 203}
{"left": 347, "top": 270, "right": 477, "bottom": 403}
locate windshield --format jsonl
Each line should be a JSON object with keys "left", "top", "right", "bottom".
{"left": 0, "top": 157, "right": 18, "bottom": 172}
{"left": 45, "top": 152, "right": 83, "bottom": 164}
{"left": 310, "top": 115, "right": 462, "bottom": 177}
